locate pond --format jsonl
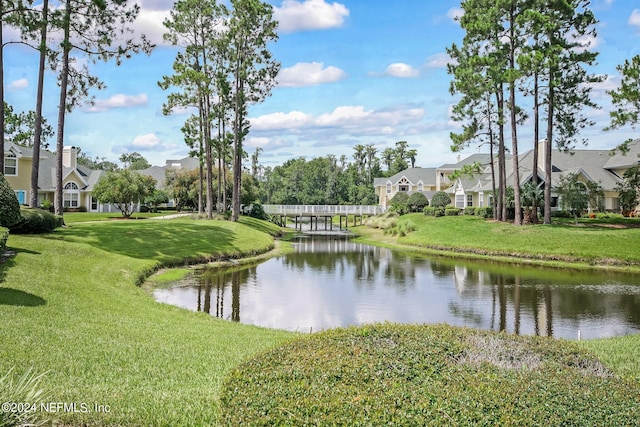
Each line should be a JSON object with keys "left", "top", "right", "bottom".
{"left": 153, "top": 236, "right": 640, "bottom": 339}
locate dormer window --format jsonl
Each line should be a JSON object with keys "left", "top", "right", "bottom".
{"left": 386, "top": 182, "right": 392, "bottom": 193}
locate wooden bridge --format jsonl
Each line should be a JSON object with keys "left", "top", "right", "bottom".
{"left": 262, "top": 205, "right": 387, "bottom": 232}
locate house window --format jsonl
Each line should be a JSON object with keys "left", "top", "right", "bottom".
{"left": 467, "top": 194, "right": 473, "bottom": 207}
{"left": 455, "top": 194, "right": 465, "bottom": 209}
{"left": 399, "top": 185, "right": 409, "bottom": 192}
{"left": 63, "top": 182, "right": 80, "bottom": 208}
{"left": 4, "top": 153, "right": 17, "bottom": 175}
{"left": 91, "top": 197, "right": 98, "bottom": 211}
{"left": 386, "top": 182, "right": 392, "bottom": 193}
{"left": 479, "top": 192, "right": 484, "bottom": 207}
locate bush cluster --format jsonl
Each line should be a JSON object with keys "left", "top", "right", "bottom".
{"left": 474, "top": 206, "right": 493, "bottom": 218}
{"left": 0, "top": 174, "right": 21, "bottom": 228}
{"left": 9, "top": 208, "right": 61, "bottom": 234}
{"left": 220, "top": 324, "right": 640, "bottom": 426}
{"left": 445, "top": 207, "right": 461, "bottom": 216}
{"left": 430, "top": 191, "right": 451, "bottom": 208}
{"left": 423, "top": 206, "right": 445, "bottom": 217}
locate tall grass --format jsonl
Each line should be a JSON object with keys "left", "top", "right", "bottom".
{"left": 0, "top": 367, "right": 50, "bottom": 427}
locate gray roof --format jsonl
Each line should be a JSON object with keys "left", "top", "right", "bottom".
{"left": 603, "top": 139, "right": 640, "bottom": 170}
{"left": 373, "top": 167, "right": 437, "bottom": 187}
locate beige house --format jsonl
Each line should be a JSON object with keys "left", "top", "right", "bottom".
{"left": 2, "top": 142, "right": 118, "bottom": 212}
{"left": 373, "top": 168, "right": 437, "bottom": 207}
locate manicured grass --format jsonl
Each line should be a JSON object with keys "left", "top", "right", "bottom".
{"left": 0, "top": 218, "right": 294, "bottom": 426}
{"left": 221, "top": 324, "right": 640, "bottom": 426}
{"left": 62, "top": 211, "right": 175, "bottom": 223}
{"left": 359, "top": 214, "right": 640, "bottom": 269}
{"left": 580, "top": 334, "right": 640, "bottom": 382}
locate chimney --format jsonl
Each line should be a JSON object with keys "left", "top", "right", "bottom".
{"left": 63, "top": 146, "right": 77, "bottom": 168}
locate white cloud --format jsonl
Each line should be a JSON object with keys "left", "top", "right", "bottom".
{"left": 250, "top": 111, "right": 314, "bottom": 130}
{"left": 424, "top": 53, "right": 453, "bottom": 69}
{"left": 629, "top": 9, "right": 640, "bottom": 27}
{"left": 132, "top": 133, "right": 161, "bottom": 148}
{"left": 134, "top": 8, "right": 172, "bottom": 45}
{"left": 251, "top": 105, "right": 425, "bottom": 135}
{"left": 274, "top": 0, "right": 349, "bottom": 33}
{"left": 277, "top": 62, "right": 346, "bottom": 87}
{"left": 8, "top": 78, "right": 28, "bottom": 90}
{"left": 88, "top": 93, "right": 148, "bottom": 112}
{"left": 383, "top": 63, "right": 419, "bottom": 78}
{"left": 447, "top": 7, "right": 464, "bottom": 22}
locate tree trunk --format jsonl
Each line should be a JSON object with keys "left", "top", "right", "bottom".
{"left": 31, "top": 0, "right": 49, "bottom": 208}
{"left": 531, "top": 70, "right": 539, "bottom": 224}
{"left": 55, "top": 1, "right": 72, "bottom": 219}
{"left": 544, "top": 77, "right": 554, "bottom": 224}
{"left": 508, "top": 5, "right": 522, "bottom": 226}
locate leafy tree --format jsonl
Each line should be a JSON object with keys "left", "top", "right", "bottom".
{"left": 615, "top": 165, "right": 640, "bottom": 213}
{"left": 408, "top": 192, "right": 429, "bottom": 212}
{"left": 145, "top": 190, "right": 170, "bottom": 212}
{"left": 119, "top": 152, "right": 151, "bottom": 170}
{"left": 556, "top": 172, "right": 588, "bottom": 222}
{"left": 0, "top": 172, "right": 21, "bottom": 227}
{"left": 431, "top": 191, "right": 452, "bottom": 208}
{"left": 389, "top": 191, "right": 410, "bottom": 215}
{"left": 585, "top": 180, "right": 605, "bottom": 213}
{"left": 76, "top": 149, "right": 118, "bottom": 171}
{"left": 3, "top": 102, "right": 54, "bottom": 149}
{"left": 521, "top": 182, "right": 543, "bottom": 224}
{"left": 228, "top": 0, "right": 280, "bottom": 221}
{"left": 92, "top": 169, "right": 156, "bottom": 218}
{"left": 606, "top": 55, "right": 640, "bottom": 154}
{"left": 165, "top": 168, "right": 199, "bottom": 212}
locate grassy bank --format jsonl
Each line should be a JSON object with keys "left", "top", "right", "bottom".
{"left": 0, "top": 218, "right": 293, "bottom": 426}
{"left": 357, "top": 213, "right": 640, "bottom": 270}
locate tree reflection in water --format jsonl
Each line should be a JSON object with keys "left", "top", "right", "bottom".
{"left": 154, "top": 236, "right": 640, "bottom": 339}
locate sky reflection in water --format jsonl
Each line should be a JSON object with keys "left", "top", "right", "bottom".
{"left": 154, "top": 237, "right": 640, "bottom": 339}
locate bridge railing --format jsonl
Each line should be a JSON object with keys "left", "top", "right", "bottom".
{"left": 263, "top": 205, "right": 387, "bottom": 216}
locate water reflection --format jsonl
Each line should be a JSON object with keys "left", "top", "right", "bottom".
{"left": 154, "top": 237, "right": 640, "bottom": 339}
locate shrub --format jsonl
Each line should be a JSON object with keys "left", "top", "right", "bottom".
{"left": 464, "top": 206, "right": 476, "bottom": 216}
{"left": 423, "top": 206, "right": 445, "bottom": 217}
{"left": 551, "top": 210, "right": 572, "bottom": 218}
{"left": 220, "top": 324, "right": 640, "bottom": 426}
{"left": 0, "top": 227, "right": 8, "bottom": 255}
{"left": 475, "top": 206, "right": 493, "bottom": 218}
{"left": 246, "top": 202, "right": 269, "bottom": 220}
{"left": 0, "top": 174, "right": 21, "bottom": 228}
{"left": 445, "top": 207, "right": 461, "bottom": 216}
{"left": 389, "top": 192, "right": 410, "bottom": 215}
{"left": 9, "top": 207, "right": 60, "bottom": 234}
{"left": 407, "top": 192, "right": 429, "bottom": 212}
{"left": 430, "top": 191, "right": 451, "bottom": 208}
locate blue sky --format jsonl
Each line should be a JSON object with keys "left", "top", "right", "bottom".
{"left": 3, "top": 0, "right": 640, "bottom": 167}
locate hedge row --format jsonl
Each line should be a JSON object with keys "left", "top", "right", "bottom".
{"left": 423, "top": 206, "right": 493, "bottom": 218}
{"left": 9, "top": 208, "right": 62, "bottom": 234}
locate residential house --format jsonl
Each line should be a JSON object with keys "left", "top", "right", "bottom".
{"left": 375, "top": 139, "right": 640, "bottom": 212}
{"left": 2, "top": 142, "right": 121, "bottom": 212}
{"left": 373, "top": 167, "right": 437, "bottom": 207}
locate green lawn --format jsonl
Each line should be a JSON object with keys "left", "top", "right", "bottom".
{"left": 61, "top": 211, "right": 179, "bottom": 223}
{"left": 360, "top": 214, "right": 640, "bottom": 269}
{"left": 0, "top": 218, "right": 293, "bottom": 426}
{"left": 2, "top": 214, "right": 639, "bottom": 425}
